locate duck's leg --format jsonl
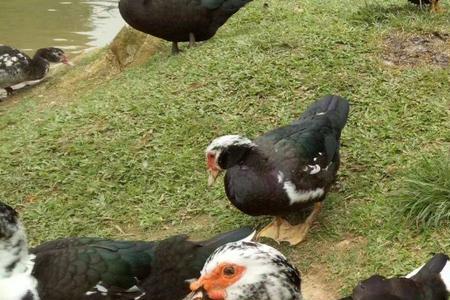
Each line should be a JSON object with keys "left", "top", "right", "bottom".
{"left": 5, "top": 87, "right": 13, "bottom": 96}
{"left": 276, "top": 202, "right": 323, "bottom": 246}
{"left": 257, "top": 217, "right": 283, "bottom": 242}
{"left": 172, "top": 42, "right": 180, "bottom": 55}
{"left": 189, "top": 33, "right": 196, "bottom": 48}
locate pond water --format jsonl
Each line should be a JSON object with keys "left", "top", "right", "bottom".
{"left": 0, "top": 0, "right": 124, "bottom": 56}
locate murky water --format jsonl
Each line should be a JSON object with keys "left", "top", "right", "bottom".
{"left": 0, "top": 0, "right": 124, "bottom": 56}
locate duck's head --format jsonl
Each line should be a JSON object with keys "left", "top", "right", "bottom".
{"left": 205, "top": 135, "right": 255, "bottom": 186}
{"left": 184, "top": 241, "right": 302, "bottom": 300}
{"left": 0, "top": 202, "right": 20, "bottom": 241}
{"left": 36, "top": 47, "right": 72, "bottom": 65}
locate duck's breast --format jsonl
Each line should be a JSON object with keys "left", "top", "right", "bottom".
{"left": 224, "top": 166, "right": 291, "bottom": 216}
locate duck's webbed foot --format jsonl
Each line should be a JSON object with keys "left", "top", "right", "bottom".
{"left": 257, "top": 217, "right": 283, "bottom": 242}
{"left": 257, "top": 202, "right": 323, "bottom": 246}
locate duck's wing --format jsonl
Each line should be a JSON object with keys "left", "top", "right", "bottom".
{"left": 255, "top": 95, "right": 349, "bottom": 187}
{"left": 0, "top": 46, "right": 32, "bottom": 87}
{"left": 31, "top": 237, "right": 154, "bottom": 300}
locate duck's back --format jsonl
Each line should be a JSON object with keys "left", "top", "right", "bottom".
{"left": 119, "top": 0, "right": 251, "bottom": 42}
{"left": 119, "top": 0, "right": 209, "bottom": 41}
{"left": 30, "top": 227, "right": 253, "bottom": 300}
{"left": 0, "top": 46, "right": 31, "bottom": 88}
{"left": 31, "top": 237, "right": 154, "bottom": 300}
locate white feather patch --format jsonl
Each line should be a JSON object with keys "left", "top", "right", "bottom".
{"left": 405, "top": 264, "right": 423, "bottom": 278}
{"left": 206, "top": 135, "right": 254, "bottom": 153}
{"left": 240, "top": 230, "right": 256, "bottom": 242}
{"left": 277, "top": 172, "right": 324, "bottom": 204}
{"left": 277, "top": 171, "right": 284, "bottom": 183}
{"left": 307, "top": 164, "right": 321, "bottom": 174}
{"left": 440, "top": 260, "right": 450, "bottom": 292}
{"left": 0, "top": 273, "right": 40, "bottom": 300}
{"left": 405, "top": 258, "right": 450, "bottom": 292}
{"left": 283, "top": 181, "right": 324, "bottom": 204}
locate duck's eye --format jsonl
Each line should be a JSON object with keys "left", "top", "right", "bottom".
{"left": 223, "top": 266, "right": 235, "bottom": 277}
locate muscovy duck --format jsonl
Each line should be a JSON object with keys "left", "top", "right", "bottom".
{"left": 0, "top": 203, "right": 39, "bottom": 300}
{"left": 0, "top": 201, "right": 254, "bottom": 300}
{"left": 205, "top": 95, "right": 350, "bottom": 245}
{"left": 340, "top": 253, "right": 450, "bottom": 300}
{"left": 0, "top": 46, "right": 71, "bottom": 96}
{"left": 118, "top": 0, "right": 253, "bottom": 54}
{"left": 408, "top": 0, "right": 442, "bottom": 12}
{"left": 183, "top": 241, "right": 302, "bottom": 300}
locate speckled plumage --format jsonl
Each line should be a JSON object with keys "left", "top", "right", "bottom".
{"left": 0, "top": 202, "right": 39, "bottom": 300}
{"left": 0, "top": 46, "right": 32, "bottom": 89}
{"left": 185, "top": 241, "right": 302, "bottom": 300}
{"left": 0, "top": 46, "right": 68, "bottom": 95}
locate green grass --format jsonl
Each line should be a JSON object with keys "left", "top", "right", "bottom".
{"left": 397, "top": 152, "right": 450, "bottom": 227}
{"left": 1, "top": 0, "right": 449, "bottom": 296}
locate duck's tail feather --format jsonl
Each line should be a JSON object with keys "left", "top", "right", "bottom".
{"left": 408, "top": 253, "right": 450, "bottom": 291}
{"left": 200, "top": 226, "right": 255, "bottom": 249}
{"left": 299, "top": 94, "right": 350, "bottom": 131}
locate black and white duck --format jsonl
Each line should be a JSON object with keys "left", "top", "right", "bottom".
{"left": 0, "top": 202, "right": 39, "bottom": 300}
{"left": 0, "top": 201, "right": 254, "bottom": 300}
{"left": 118, "top": 0, "right": 253, "bottom": 54}
{"left": 0, "top": 45, "right": 72, "bottom": 96}
{"left": 341, "top": 253, "right": 450, "bottom": 300}
{"left": 205, "top": 95, "right": 350, "bottom": 245}
{"left": 183, "top": 241, "right": 302, "bottom": 300}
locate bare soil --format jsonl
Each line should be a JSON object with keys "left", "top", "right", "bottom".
{"left": 382, "top": 31, "right": 450, "bottom": 67}
{"left": 303, "top": 267, "right": 339, "bottom": 300}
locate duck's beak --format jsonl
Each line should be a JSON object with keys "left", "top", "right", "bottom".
{"left": 207, "top": 169, "right": 220, "bottom": 187}
{"left": 61, "top": 55, "right": 74, "bottom": 66}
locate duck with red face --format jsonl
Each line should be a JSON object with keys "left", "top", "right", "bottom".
{"left": 205, "top": 95, "right": 350, "bottom": 245}
{"left": 184, "top": 241, "right": 302, "bottom": 300}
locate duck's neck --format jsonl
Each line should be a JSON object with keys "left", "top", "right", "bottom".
{"left": 0, "top": 223, "right": 30, "bottom": 279}
{"left": 218, "top": 144, "right": 264, "bottom": 171}
{"left": 27, "top": 52, "right": 50, "bottom": 80}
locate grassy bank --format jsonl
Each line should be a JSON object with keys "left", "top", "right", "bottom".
{"left": 1, "top": 0, "right": 449, "bottom": 296}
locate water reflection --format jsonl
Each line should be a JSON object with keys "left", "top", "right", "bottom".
{"left": 0, "top": 0, "right": 124, "bottom": 56}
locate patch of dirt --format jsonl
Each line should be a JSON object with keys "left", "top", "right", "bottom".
{"left": 288, "top": 234, "right": 367, "bottom": 299}
{"left": 382, "top": 31, "right": 450, "bottom": 68}
{"left": 333, "top": 235, "right": 367, "bottom": 252}
{"left": 302, "top": 265, "right": 339, "bottom": 300}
